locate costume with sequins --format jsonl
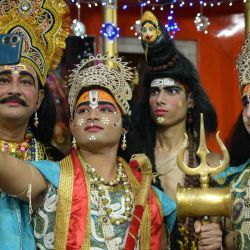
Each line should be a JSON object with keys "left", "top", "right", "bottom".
{"left": 214, "top": 159, "right": 250, "bottom": 250}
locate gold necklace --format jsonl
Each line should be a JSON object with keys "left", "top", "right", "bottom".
{"left": 88, "top": 162, "right": 124, "bottom": 186}
{"left": 87, "top": 160, "right": 134, "bottom": 225}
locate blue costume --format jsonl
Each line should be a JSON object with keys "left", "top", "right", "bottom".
{"left": 214, "top": 159, "right": 250, "bottom": 250}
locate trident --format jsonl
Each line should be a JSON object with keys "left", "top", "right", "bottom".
{"left": 176, "top": 113, "right": 231, "bottom": 219}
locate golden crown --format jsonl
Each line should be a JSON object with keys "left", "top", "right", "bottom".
{"left": 0, "top": 0, "right": 71, "bottom": 86}
{"left": 140, "top": 10, "right": 159, "bottom": 28}
{"left": 236, "top": 33, "right": 250, "bottom": 94}
{"left": 68, "top": 54, "right": 133, "bottom": 117}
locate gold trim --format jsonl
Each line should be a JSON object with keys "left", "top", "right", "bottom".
{"left": 119, "top": 157, "right": 140, "bottom": 194}
{"left": 78, "top": 153, "right": 91, "bottom": 250}
{"left": 54, "top": 155, "right": 74, "bottom": 250}
{"left": 140, "top": 204, "right": 151, "bottom": 250}
{"left": 153, "top": 189, "right": 163, "bottom": 217}
{"left": 121, "top": 156, "right": 151, "bottom": 249}
{"left": 0, "top": 0, "right": 70, "bottom": 85}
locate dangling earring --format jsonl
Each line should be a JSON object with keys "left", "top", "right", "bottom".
{"left": 33, "top": 112, "right": 39, "bottom": 127}
{"left": 121, "top": 132, "right": 127, "bottom": 151}
{"left": 72, "top": 137, "right": 77, "bottom": 150}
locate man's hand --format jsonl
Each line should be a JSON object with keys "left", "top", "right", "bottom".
{"left": 194, "top": 220, "right": 222, "bottom": 250}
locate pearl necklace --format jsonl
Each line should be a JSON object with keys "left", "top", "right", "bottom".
{"left": 87, "top": 161, "right": 134, "bottom": 225}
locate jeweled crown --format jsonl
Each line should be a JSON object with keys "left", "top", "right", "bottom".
{"left": 0, "top": 0, "right": 71, "bottom": 86}
{"left": 236, "top": 33, "right": 250, "bottom": 94}
{"left": 68, "top": 54, "right": 133, "bottom": 117}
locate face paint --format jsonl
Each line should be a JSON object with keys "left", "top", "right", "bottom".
{"left": 141, "top": 22, "right": 158, "bottom": 43}
{"left": 156, "top": 117, "right": 165, "bottom": 124}
{"left": 243, "top": 116, "right": 249, "bottom": 123}
{"left": 177, "top": 100, "right": 183, "bottom": 108}
{"left": 2, "top": 64, "right": 27, "bottom": 73}
{"left": 150, "top": 78, "right": 175, "bottom": 88}
{"left": 89, "top": 135, "right": 97, "bottom": 141}
{"left": 113, "top": 112, "right": 122, "bottom": 128}
{"left": 89, "top": 90, "right": 98, "bottom": 109}
{"left": 0, "top": 64, "right": 39, "bottom": 89}
{"left": 77, "top": 118, "right": 84, "bottom": 126}
{"left": 76, "top": 89, "right": 121, "bottom": 115}
{"left": 101, "top": 117, "right": 110, "bottom": 125}
{"left": 72, "top": 89, "right": 124, "bottom": 149}
{"left": 242, "top": 84, "right": 250, "bottom": 99}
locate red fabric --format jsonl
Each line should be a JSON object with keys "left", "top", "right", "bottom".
{"left": 148, "top": 189, "right": 163, "bottom": 250}
{"left": 125, "top": 164, "right": 163, "bottom": 250}
{"left": 129, "top": 159, "right": 140, "bottom": 168}
{"left": 66, "top": 151, "right": 88, "bottom": 249}
{"left": 125, "top": 205, "right": 144, "bottom": 250}
{"left": 64, "top": 154, "right": 162, "bottom": 249}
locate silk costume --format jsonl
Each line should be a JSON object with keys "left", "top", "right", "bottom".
{"left": 32, "top": 151, "right": 176, "bottom": 249}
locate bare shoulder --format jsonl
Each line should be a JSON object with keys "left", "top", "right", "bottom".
{"left": 207, "top": 151, "right": 222, "bottom": 166}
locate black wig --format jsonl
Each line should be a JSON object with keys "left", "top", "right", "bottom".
{"left": 29, "top": 84, "right": 57, "bottom": 144}
{"left": 125, "top": 17, "right": 217, "bottom": 188}
{"left": 228, "top": 112, "right": 250, "bottom": 166}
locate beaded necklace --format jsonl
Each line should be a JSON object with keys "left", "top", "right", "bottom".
{"left": 87, "top": 160, "right": 134, "bottom": 225}
{"left": 0, "top": 127, "right": 38, "bottom": 161}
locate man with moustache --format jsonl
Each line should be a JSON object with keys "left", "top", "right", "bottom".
{"left": 0, "top": 0, "right": 69, "bottom": 249}
{"left": 0, "top": 65, "right": 64, "bottom": 161}
{"left": 0, "top": 54, "right": 176, "bottom": 249}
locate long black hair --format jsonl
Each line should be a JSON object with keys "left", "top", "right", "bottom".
{"left": 228, "top": 112, "right": 250, "bottom": 166}
{"left": 125, "top": 51, "right": 218, "bottom": 179}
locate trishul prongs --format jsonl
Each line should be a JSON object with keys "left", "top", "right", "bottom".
{"left": 177, "top": 113, "right": 229, "bottom": 188}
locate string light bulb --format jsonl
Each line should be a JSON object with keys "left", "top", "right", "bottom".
{"left": 194, "top": 13, "right": 210, "bottom": 34}
{"left": 71, "top": 0, "right": 86, "bottom": 38}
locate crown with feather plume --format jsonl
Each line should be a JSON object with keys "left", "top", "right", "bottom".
{"left": 0, "top": 0, "right": 71, "bottom": 86}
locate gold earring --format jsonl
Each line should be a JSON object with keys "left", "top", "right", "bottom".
{"left": 121, "top": 132, "right": 127, "bottom": 151}
{"left": 33, "top": 112, "right": 39, "bottom": 127}
{"left": 72, "top": 137, "right": 77, "bottom": 150}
